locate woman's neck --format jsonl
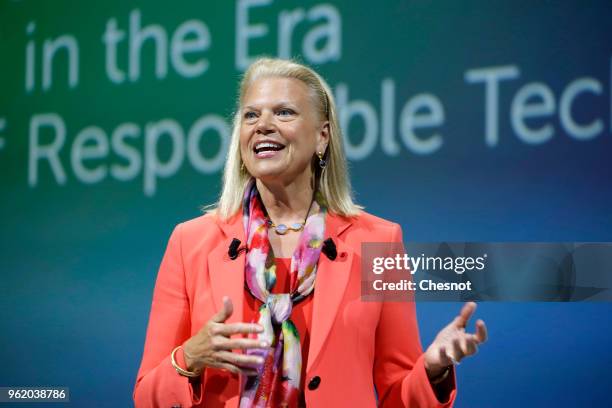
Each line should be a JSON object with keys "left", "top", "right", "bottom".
{"left": 256, "top": 175, "right": 315, "bottom": 225}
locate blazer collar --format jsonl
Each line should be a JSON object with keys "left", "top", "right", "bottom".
{"left": 209, "top": 210, "right": 355, "bottom": 373}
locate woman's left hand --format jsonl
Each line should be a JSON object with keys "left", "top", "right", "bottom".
{"left": 423, "top": 302, "right": 488, "bottom": 379}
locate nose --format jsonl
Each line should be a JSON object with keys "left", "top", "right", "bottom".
{"left": 255, "top": 110, "right": 276, "bottom": 134}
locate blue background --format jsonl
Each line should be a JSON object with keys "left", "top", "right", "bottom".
{"left": 1, "top": 0, "right": 611, "bottom": 406}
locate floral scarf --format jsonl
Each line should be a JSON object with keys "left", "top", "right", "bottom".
{"left": 239, "top": 178, "right": 326, "bottom": 408}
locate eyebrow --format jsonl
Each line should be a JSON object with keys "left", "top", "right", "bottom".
{"left": 243, "top": 101, "right": 298, "bottom": 111}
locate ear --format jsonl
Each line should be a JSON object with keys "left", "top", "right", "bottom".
{"left": 316, "top": 121, "right": 330, "bottom": 154}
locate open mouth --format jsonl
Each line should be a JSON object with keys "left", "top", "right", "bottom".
{"left": 253, "top": 141, "right": 286, "bottom": 154}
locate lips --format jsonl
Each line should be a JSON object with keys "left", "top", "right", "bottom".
{"left": 253, "top": 140, "right": 286, "bottom": 154}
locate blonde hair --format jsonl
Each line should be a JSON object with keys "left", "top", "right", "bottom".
{"left": 208, "top": 57, "right": 362, "bottom": 220}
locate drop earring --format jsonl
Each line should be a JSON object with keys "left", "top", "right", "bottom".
{"left": 317, "top": 151, "right": 327, "bottom": 169}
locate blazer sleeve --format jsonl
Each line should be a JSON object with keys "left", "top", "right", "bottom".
{"left": 133, "top": 223, "right": 204, "bottom": 408}
{"left": 373, "top": 223, "right": 457, "bottom": 408}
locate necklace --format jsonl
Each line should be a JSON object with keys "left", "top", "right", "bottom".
{"left": 266, "top": 198, "right": 315, "bottom": 235}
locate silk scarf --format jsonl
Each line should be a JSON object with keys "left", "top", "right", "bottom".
{"left": 239, "top": 178, "right": 326, "bottom": 408}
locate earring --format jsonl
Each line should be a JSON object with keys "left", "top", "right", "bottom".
{"left": 317, "top": 151, "right": 327, "bottom": 169}
{"left": 240, "top": 162, "right": 245, "bottom": 172}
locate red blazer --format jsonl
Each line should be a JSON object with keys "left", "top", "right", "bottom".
{"left": 134, "top": 211, "right": 457, "bottom": 407}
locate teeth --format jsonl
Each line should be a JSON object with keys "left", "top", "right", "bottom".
{"left": 254, "top": 141, "right": 285, "bottom": 153}
{"left": 255, "top": 142, "right": 282, "bottom": 149}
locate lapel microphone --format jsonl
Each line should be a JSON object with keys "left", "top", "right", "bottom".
{"left": 228, "top": 238, "right": 248, "bottom": 260}
{"left": 322, "top": 238, "right": 337, "bottom": 260}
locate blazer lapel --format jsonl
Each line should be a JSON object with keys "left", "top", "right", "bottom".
{"left": 307, "top": 213, "right": 354, "bottom": 372}
{"left": 208, "top": 213, "right": 246, "bottom": 323}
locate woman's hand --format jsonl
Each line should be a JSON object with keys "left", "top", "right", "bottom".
{"left": 182, "top": 296, "right": 268, "bottom": 376}
{"left": 424, "top": 302, "right": 488, "bottom": 378}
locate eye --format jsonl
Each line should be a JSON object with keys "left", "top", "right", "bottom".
{"left": 243, "top": 111, "right": 258, "bottom": 121}
{"left": 277, "top": 108, "right": 295, "bottom": 117}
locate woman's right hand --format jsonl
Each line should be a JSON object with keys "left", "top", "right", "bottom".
{"left": 182, "top": 296, "right": 268, "bottom": 376}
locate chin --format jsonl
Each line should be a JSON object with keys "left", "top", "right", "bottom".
{"left": 252, "top": 171, "right": 288, "bottom": 184}
{"left": 248, "top": 165, "right": 286, "bottom": 180}
{"left": 247, "top": 154, "right": 290, "bottom": 172}
{"left": 246, "top": 157, "right": 310, "bottom": 184}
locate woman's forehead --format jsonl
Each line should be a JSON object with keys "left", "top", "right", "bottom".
{"left": 242, "top": 76, "right": 313, "bottom": 106}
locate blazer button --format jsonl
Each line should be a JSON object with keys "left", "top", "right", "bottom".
{"left": 308, "top": 376, "right": 321, "bottom": 390}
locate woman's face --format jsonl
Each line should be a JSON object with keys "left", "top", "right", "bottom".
{"left": 239, "top": 76, "right": 329, "bottom": 186}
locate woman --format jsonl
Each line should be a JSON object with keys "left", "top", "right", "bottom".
{"left": 134, "top": 58, "right": 487, "bottom": 408}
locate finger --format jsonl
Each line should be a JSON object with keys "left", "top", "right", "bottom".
{"left": 211, "top": 296, "right": 234, "bottom": 323}
{"left": 219, "top": 338, "right": 269, "bottom": 351}
{"left": 451, "top": 337, "right": 464, "bottom": 362}
{"left": 213, "top": 362, "right": 243, "bottom": 375}
{"left": 441, "top": 346, "right": 458, "bottom": 366}
{"left": 463, "top": 334, "right": 478, "bottom": 356}
{"left": 454, "top": 301, "right": 476, "bottom": 328}
{"left": 475, "top": 319, "right": 488, "bottom": 343}
{"left": 218, "top": 322, "right": 264, "bottom": 336}
{"left": 215, "top": 350, "right": 265, "bottom": 368}
{"left": 438, "top": 346, "right": 454, "bottom": 366}
{"left": 241, "top": 368, "right": 260, "bottom": 377}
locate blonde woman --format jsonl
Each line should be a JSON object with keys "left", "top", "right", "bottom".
{"left": 134, "top": 58, "right": 487, "bottom": 408}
